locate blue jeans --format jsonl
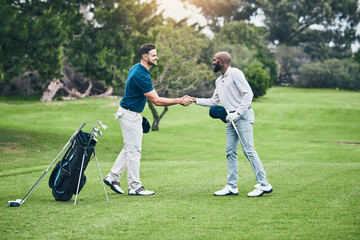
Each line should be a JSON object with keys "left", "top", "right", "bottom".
{"left": 225, "top": 108, "right": 268, "bottom": 188}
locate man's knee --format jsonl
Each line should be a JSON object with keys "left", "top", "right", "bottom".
{"left": 226, "top": 147, "right": 238, "bottom": 158}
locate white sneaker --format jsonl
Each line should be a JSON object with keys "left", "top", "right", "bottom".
{"left": 255, "top": 183, "right": 261, "bottom": 189}
{"left": 128, "top": 186, "right": 154, "bottom": 196}
{"left": 247, "top": 183, "right": 273, "bottom": 197}
{"left": 214, "top": 185, "right": 238, "bottom": 196}
{"left": 103, "top": 176, "right": 124, "bottom": 194}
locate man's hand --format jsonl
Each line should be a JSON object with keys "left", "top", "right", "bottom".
{"left": 180, "top": 96, "right": 193, "bottom": 106}
{"left": 226, "top": 112, "right": 239, "bottom": 122}
{"left": 184, "top": 95, "right": 196, "bottom": 103}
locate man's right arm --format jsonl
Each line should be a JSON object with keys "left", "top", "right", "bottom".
{"left": 189, "top": 88, "right": 220, "bottom": 107}
{"left": 144, "top": 90, "right": 191, "bottom": 106}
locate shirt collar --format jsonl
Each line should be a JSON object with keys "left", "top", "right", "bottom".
{"left": 221, "top": 66, "right": 231, "bottom": 78}
{"left": 139, "top": 62, "right": 151, "bottom": 73}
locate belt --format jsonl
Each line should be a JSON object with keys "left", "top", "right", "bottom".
{"left": 230, "top": 106, "right": 251, "bottom": 113}
{"left": 120, "top": 105, "right": 140, "bottom": 113}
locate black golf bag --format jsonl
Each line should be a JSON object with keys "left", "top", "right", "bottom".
{"left": 49, "top": 130, "right": 96, "bottom": 201}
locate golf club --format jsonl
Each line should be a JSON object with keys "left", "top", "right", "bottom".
{"left": 226, "top": 110, "right": 250, "bottom": 159}
{"left": 8, "top": 123, "right": 86, "bottom": 207}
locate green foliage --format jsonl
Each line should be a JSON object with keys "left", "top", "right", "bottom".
{"left": 276, "top": 45, "right": 311, "bottom": 85}
{"left": 180, "top": 0, "right": 258, "bottom": 32}
{"left": 65, "top": 0, "right": 163, "bottom": 88}
{"left": 0, "top": 0, "right": 85, "bottom": 84}
{"left": 354, "top": 49, "right": 360, "bottom": 64}
{"left": 259, "top": 0, "right": 360, "bottom": 47}
{"left": 150, "top": 23, "right": 214, "bottom": 97}
{"left": 0, "top": 1, "right": 26, "bottom": 84}
{"left": 243, "top": 62, "right": 270, "bottom": 98}
{"left": 0, "top": 0, "right": 163, "bottom": 92}
{"left": 297, "top": 58, "right": 360, "bottom": 90}
{"left": 216, "top": 21, "right": 267, "bottom": 50}
{"left": 301, "top": 29, "right": 354, "bottom": 61}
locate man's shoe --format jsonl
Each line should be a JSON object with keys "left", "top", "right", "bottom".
{"left": 128, "top": 186, "right": 154, "bottom": 196}
{"left": 247, "top": 183, "right": 273, "bottom": 197}
{"left": 255, "top": 183, "right": 261, "bottom": 189}
{"left": 214, "top": 185, "right": 238, "bottom": 196}
{"left": 103, "top": 177, "right": 124, "bottom": 194}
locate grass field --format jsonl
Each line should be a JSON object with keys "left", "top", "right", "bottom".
{"left": 0, "top": 87, "right": 359, "bottom": 239}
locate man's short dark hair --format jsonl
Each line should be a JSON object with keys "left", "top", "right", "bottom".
{"left": 139, "top": 43, "right": 156, "bottom": 56}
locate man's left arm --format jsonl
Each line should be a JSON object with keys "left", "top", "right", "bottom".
{"left": 233, "top": 69, "right": 253, "bottom": 116}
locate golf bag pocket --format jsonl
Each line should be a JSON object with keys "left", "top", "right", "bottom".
{"left": 49, "top": 161, "right": 87, "bottom": 201}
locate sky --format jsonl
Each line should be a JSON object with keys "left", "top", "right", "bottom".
{"left": 158, "top": 0, "right": 359, "bottom": 51}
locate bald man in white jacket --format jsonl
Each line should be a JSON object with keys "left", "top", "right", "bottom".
{"left": 189, "top": 51, "right": 272, "bottom": 197}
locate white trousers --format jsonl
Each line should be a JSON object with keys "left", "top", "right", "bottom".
{"left": 110, "top": 106, "right": 143, "bottom": 191}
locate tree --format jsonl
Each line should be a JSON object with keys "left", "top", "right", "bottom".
{"left": 65, "top": 0, "right": 163, "bottom": 90}
{"left": 258, "top": 0, "right": 360, "bottom": 56}
{"left": 1, "top": 0, "right": 164, "bottom": 98}
{"left": 354, "top": 49, "right": 360, "bottom": 64}
{"left": 275, "top": 45, "right": 311, "bottom": 85}
{"left": 301, "top": 29, "right": 354, "bottom": 61}
{"left": 0, "top": 0, "right": 84, "bottom": 85}
{"left": 180, "top": 0, "right": 258, "bottom": 32}
{"left": 148, "top": 23, "right": 214, "bottom": 131}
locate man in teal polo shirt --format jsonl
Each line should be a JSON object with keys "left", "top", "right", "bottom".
{"left": 104, "top": 44, "right": 192, "bottom": 196}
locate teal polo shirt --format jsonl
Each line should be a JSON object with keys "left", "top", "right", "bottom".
{"left": 120, "top": 63, "right": 154, "bottom": 112}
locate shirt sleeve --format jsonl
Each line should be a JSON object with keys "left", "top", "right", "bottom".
{"left": 138, "top": 75, "right": 154, "bottom": 94}
{"left": 196, "top": 88, "right": 220, "bottom": 107}
{"left": 232, "top": 69, "right": 253, "bottom": 115}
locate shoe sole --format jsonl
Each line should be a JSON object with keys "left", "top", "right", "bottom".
{"left": 103, "top": 179, "right": 124, "bottom": 194}
{"left": 247, "top": 188, "right": 273, "bottom": 197}
{"left": 128, "top": 193, "right": 155, "bottom": 196}
{"left": 214, "top": 192, "right": 238, "bottom": 196}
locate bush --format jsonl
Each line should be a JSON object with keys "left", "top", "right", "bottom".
{"left": 354, "top": 49, "right": 360, "bottom": 64}
{"left": 296, "top": 59, "right": 360, "bottom": 90}
{"left": 243, "top": 62, "right": 270, "bottom": 98}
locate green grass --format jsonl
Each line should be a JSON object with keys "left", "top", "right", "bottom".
{"left": 0, "top": 87, "right": 359, "bottom": 239}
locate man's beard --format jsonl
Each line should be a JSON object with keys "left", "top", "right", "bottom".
{"left": 213, "top": 61, "right": 221, "bottom": 73}
{"left": 148, "top": 59, "right": 157, "bottom": 66}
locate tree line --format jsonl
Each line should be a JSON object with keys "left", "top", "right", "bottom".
{"left": 1, "top": 0, "right": 359, "bottom": 99}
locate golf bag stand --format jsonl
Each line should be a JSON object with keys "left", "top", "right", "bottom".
{"left": 48, "top": 121, "right": 109, "bottom": 205}
{"left": 73, "top": 144, "right": 109, "bottom": 205}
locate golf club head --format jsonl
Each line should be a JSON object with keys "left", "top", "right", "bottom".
{"left": 97, "top": 121, "right": 107, "bottom": 130}
{"left": 93, "top": 132, "right": 97, "bottom": 138}
{"left": 97, "top": 131, "right": 102, "bottom": 137}
{"left": 8, "top": 199, "right": 22, "bottom": 207}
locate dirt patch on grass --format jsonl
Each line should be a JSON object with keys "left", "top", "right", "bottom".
{"left": 0, "top": 142, "right": 25, "bottom": 153}
{"left": 0, "top": 145, "right": 17, "bottom": 151}
{"left": 312, "top": 141, "right": 360, "bottom": 146}
{"left": 333, "top": 142, "right": 360, "bottom": 146}
{"left": 107, "top": 102, "right": 119, "bottom": 107}
{"left": 45, "top": 101, "right": 65, "bottom": 106}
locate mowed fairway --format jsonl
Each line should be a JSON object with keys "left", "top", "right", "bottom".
{"left": 0, "top": 87, "right": 359, "bottom": 239}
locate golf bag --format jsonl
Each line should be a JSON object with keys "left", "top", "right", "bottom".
{"left": 49, "top": 130, "right": 96, "bottom": 201}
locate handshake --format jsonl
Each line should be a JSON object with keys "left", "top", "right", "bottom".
{"left": 180, "top": 95, "right": 196, "bottom": 106}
